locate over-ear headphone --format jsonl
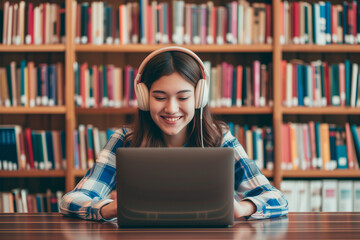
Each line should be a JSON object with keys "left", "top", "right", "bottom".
{"left": 134, "top": 46, "right": 210, "bottom": 111}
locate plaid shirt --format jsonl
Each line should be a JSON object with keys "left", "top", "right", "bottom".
{"left": 60, "top": 127, "right": 288, "bottom": 221}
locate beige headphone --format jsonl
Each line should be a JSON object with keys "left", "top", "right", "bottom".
{"left": 134, "top": 46, "right": 210, "bottom": 111}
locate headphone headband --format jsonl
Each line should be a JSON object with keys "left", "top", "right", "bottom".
{"left": 134, "top": 46, "right": 209, "bottom": 86}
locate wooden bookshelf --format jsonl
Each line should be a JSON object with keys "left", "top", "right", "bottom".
{"left": 0, "top": 107, "right": 67, "bottom": 114}
{"left": 0, "top": 170, "right": 65, "bottom": 178}
{"left": 282, "top": 107, "right": 360, "bottom": 115}
{"left": 282, "top": 170, "right": 360, "bottom": 178}
{"left": 75, "top": 44, "right": 273, "bottom": 53}
{"left": 282, "top": 44, "right": 360, "bottom": 52}
{"left": 0, "top": 44, "right": 66, "bottom": 52}
{"left": 1, "top": 0, "right": 360, "bottom": 195}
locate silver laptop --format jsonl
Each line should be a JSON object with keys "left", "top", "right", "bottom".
{"left": 115, "top": 147, "right": 234, "bottom": 228}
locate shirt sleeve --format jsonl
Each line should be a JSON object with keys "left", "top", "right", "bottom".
{"left": 222, "top": 129, "right": 289, "bottom": 220}
{"left": 59, "top": 128, "right": 130, "bottom": 221}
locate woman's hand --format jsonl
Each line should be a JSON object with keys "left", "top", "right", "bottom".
{"left": 234, "top": 199, "right": 257, "bottom": 218}
{"left": 100, "top": 190, "right": 117, "bottom": 220}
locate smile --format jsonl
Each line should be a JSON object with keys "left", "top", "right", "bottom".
{"left": 161, "top": 116, "right": 182, "bottom": 122}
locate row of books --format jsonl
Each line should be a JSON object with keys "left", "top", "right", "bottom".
{"left": 228, "top": 123, "right": 273, "bottom": 171}
{"left": 74, "top": 125, "right": 114, "bottom": 170}
{"left": 0, "top": 125, "right": 66, "bottom": 171}
{"left": 282, "top": 59, "right": 360, "bottom": 107}
{"left": 0, "top": 61, "right": 65, "bottom": 107}
{"left": 74, "top": 60, "right": 272, "bottom": 109}
{"left": 73, "top": 0, "right": 271, "bottom": 45}
{"left": 281, "top": 180, "right": 360, "bottom": 212}
{"left": 0, "top": 189, "right": 63, "bottom": 213}
{"left": 0, "top": 2, "right": 66, "bottom": 45}
{"left": 282, "top": 122, "right": 360, "bottom": 171}
{"left": 282, "top": 1, "right": 360, "bottom": 45}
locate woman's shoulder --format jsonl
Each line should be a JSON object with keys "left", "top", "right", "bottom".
{"left": 112, "top": 126, "right": 133, "bottom": 139}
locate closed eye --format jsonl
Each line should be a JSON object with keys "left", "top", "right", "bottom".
{"left": 154, "top": 97, "right": 166, "bottom": 101}
{"left": 179, "top": 97, "right": 189, "bottom": 101}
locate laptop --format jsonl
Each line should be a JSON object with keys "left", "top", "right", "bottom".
{"left": 115, "top": 147, "right": 234, "bottom": 228}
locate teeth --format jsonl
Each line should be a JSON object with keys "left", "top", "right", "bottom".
{"left": 164, "top": 117, "right": 181, "bottom": 122}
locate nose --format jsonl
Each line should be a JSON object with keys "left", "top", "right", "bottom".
{"left": 164, "top": 97, "right": 179, "bottom": 114}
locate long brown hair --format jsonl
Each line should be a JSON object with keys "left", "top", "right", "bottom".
{"left": 124, "top": 51, "right": 226, "bottom": 147}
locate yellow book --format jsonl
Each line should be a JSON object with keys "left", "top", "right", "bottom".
{"left": 320, "top": 123, "right": 331, "bottom": 170}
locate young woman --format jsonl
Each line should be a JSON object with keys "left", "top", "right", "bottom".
{"left": 60, "top": 47, "right": 288, "bottom": 221}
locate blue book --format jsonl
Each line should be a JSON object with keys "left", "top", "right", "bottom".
{"left": 36, "top": 195, "right": 43, "bottom": 212}
{"left": 325, "top": 2, "right": 331, "bottom": 44}
{"left": 20, "top": 60, "right": 26, "bottom": 106}
{"left": 304, "top": 5, "right": 309, "bottom": 43}
{"left": 264, "top": 126, "right": 274, "bottom": 170}
{"left": 336, "top": 127, "right": 348, "bottom": 169}
{"left": 163, "top": 3, "right": 168, "bottom": 43}
{"left": 6, "top": 65, "right": 12, "bottom": 105}
{"left": 139, "top": 0, "right": 146, "bottom": 44}
{"left": 105, "top": 6, "right": 113, "bottom": 43}
{"left": 45, "top": 131, "right": 55, "bottom": 170}
{"left": 106, "top": 129, "right": 115, "bottom": 141}
{"left": 242, "top": 67, "right": 247, "bottom": 105}
{"left": 331, "top": 64, "right": 340, "bottom": 106}
{"left": 319, "top": 2, "right": 326, "bottom": 45}
{"left": 329, "top": 125, "right": 337, "bottom": 164}
{"left": 350, "top": 124, "right": 360, "bottom": 166}
{"left": 48, "top": 65, "right": 57, "bottom": 106}
{"left": 315, "top": 122, "right": 322, "bottom": 169}
{"left": 129, "top": 68, "right": 134, "bottom": 104}
{"left": 252, "top": 128, "right": 257, "bottom": 162}
{"left": 74, "top": 130, "right": 79, "bottom": 169}
{"left": 345, "top": 60, "right": 351, "bottom": 106}
{"left": 232, "top": 68, "right": 237, "bottom": 106}
{"left": 31, "top": 131, "right": 39, "bottom": 169}
{"left": 343, "top": 2, "right": 348, "bottom": 43}
{"left": 312, "top": 3, "right": 318, "bottom": 44}
{"left": 103, "top": 65, "right": 108, "bottom": 105}
{"left": 228, "top": 122, "right": 234, "bottom": 135}
{"left": 297, "top": 64, "right": 304, "bottom": 106}
{"left": 60, "top": 131, "right": 66, "bottom": 167}
{"left": 80, "top": 3, "right": 88, "bottom": 43}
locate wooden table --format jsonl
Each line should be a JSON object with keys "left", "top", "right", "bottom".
{"left": 0, "top": 212, "right": 359, "bottom": 239}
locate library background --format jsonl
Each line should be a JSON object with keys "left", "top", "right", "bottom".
{"left": 0, "top": 0, "right": 360, "bottom": 213}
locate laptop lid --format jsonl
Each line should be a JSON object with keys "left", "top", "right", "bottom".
{"left": 115, "top": 147, "right": 234, "bottom": 227}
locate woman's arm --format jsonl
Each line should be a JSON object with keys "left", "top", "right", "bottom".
{"left": 222, "top": 130, "right": 288, "bottom": 220}
{"left": 60, "top": 128, "right": 130, "bottom": 221}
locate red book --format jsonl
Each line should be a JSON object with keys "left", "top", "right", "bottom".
{"left": 147, "top": 5, "right": 153, "bottom": 44}
{"left": 42, "top": 3, "right": 46, "bottom": 44}
{"left": 236, "top": 65, "right": 243, "bottom": 107}
{"left": 339, "top": 63, "right": 346, "bottom": 106}
{"left": 75, "top": 3, "right": 81, "bottom": 44}
{"left": 92, "top": 66, "right": 99, "bottom": 108}
{"left": 87, "top": 7, "right": 92, "bottom": 44}
{"left": 265, "top": 4, "right": 272, "bottom": 44}
{"left": 19, "top": 131, "right": 26, "bottom": 170}
{"left": 25, "top": 128, "right": 34, "bottom": 169}
{"left": 308, "top": 121, "right": 317, "bottom": 169}
{"left": 80, "top": 63, "right": 88, "bottom": 108}
{"left": 221, "top": 62, "right": 228, "bottom": 107}
{"left": 107, "top": 65, "right": 114, "bottom": 106}
{"left": 211, "top": 6, "right": 216, "bottom": 44}
{"left": 26, "top": 3, "right": 34, "bottom": 44}
{"left": 323, "top": 62, "right": 330, "bottom": 106}
{"left": 331, "top": 5, "right": 337, "bottom": 43}
{"left": 292, "top": 2, "right": 300, "bottom": 44}
{"left": 352, "top": 1, "right": 357, "bottom": 39}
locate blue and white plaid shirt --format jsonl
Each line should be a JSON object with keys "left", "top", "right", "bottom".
{"left": 60, "top": 127, "right": 288, "bottom": 221}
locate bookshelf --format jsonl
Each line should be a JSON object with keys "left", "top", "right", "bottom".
{"left": 1, "top": 0, "right": 360, "bottom": 197}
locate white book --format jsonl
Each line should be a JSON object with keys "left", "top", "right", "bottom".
{"left": 98, "top": 131, "right": 107, "bottom": 150}
{"left": 281, "top": 181, "right": 298, "bottom": 212}
{"left": 173, "top": 0, "right": 185, "bottom": 45}
{"left": 18, "top": 1, "right": 25, "bottom": 45}
{"left": 34, "top": 6, "right": 42, "bottom": 45}
{"left": 78, "top": 125, "right": 87, "bottom": 170}
{"left": 113, "top": 67, "right": 122, "bottom": 108}
{"left": 244, "top": 5, "right": 252, "bottom": 44}
{"left": 310, "top": 180, "right": 322, "bottom": 212}
{"left": 354, "top": 181, "right": 360, "bottom": 211}
{"left": 338, "top": 180, "right": 353, "bottom": 212}
{"left": 255, "top": 128, "right": 264, "bottom": 170}
{"left": 350, "top": 63, "right": 358, "bottom": 107}
{"left": 237, "top": 2, "right": 244, "bottom": 44}
{"left": 284, "top": 63, "right": 292, "bottom": 107}
{"left": 91, "top": 2, "right": 97, "bottom": 44}
{"left": 97, "top": 2, "right": 104, "bottom": 45}
{"left": 20, "top": 189, "right": 28, "bottom": 213}
{"left": 297, "top": 181, "right": 310, "bottom": 212}
{"left": 72, "top": 1, "right": 78, "bottom": 44}
{"left": 322, "top": 180, "right": 338, "bottom": 212}
{"left": 296, "top": 125, "right": 306, "bottom": 170}
{"left": 140, "top": 0, "right": 148, "bottom": 44}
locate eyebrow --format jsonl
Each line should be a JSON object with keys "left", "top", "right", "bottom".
{"left": 151, "top": 90, "right": 193, "bottom": 94}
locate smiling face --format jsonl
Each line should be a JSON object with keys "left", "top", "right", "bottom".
{"left": 149, "top": 72, "right": 196, "bottom": 147}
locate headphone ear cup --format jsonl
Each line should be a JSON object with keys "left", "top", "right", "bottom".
{"left": 195, "top": 79, "right": 208, "bottom": 109}
{"left": 135, "top": 82, "right": 150, "bottom": 111}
